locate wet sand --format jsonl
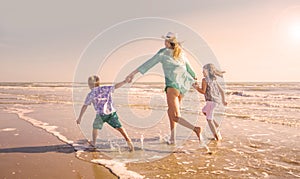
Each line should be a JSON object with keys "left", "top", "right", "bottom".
{"left": 0, "top": 110, "right": 117, "bottom": 179}
{"left": 0, "top": 102, "right": 299, "bottom": 178}
{"left": 126, "top": 117, "right": 300, "bottom": 178}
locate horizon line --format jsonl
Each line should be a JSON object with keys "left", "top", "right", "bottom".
{"left": 0, "top": 81, "right": 299, "bottom": 83}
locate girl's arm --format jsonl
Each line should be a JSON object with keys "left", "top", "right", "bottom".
{"left": 76, "top": 105, "right": 88, "bottom": 124}
{"left": 217, "top": 82, "right": 227, "bottom": 106}
{"left": 193, "top": 78, "right": 207, "bottom": 94}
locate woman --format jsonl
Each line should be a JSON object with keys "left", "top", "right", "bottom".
{"left": 126, "top": 32, "right": 201, "bottom": 144}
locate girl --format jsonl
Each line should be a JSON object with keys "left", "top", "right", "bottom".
{"left": 193, "top": 63, "right": 227, "bottom": 141}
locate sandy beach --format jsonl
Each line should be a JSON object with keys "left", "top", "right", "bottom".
{"left": 0, "top": 108, "right": 117, "bottom": 179}
{"left": 0, "top": 82, "right": 299, "bottom": 178}
{"left": 1, "top": 105, "right": 299, "bottom": 178}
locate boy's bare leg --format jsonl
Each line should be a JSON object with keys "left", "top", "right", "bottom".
{"left": 116, "top": 128, "right": 134, "bottom": 152}
{"left": 91, "top": 129, "right": 98, "bottom": 146}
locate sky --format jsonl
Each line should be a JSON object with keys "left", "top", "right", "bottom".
{"left": 1, "top": 0, "right": 300, "bottom": 82}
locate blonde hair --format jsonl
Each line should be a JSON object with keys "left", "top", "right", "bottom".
{"left": 203, "top": 63, "right": 225, "bottom": 80}
{"left": 169, "top": 37, "right": 182, "bottom": 60}
{"left": 88, "top": 75, "right": 100, "bottom": 87}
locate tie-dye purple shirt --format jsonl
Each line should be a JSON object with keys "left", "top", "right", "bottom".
{"left": 84, "top": 86, "right": 116, "bottom": 115}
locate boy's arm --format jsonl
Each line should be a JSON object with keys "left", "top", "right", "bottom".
{"left": 217, "top": 82, "right": 227, "bottom": 106}
{"left": 114, "top": 80, "right": 128, "bottom": 90}
{"left": 76, "top": 105, "right": 88, "bottom": 124}
{"left": 192, "top": 78, "right": 207, "bottom": 94}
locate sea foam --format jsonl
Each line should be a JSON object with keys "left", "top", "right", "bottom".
{"left": 5, "top": 105, "right": 143, "bottom": 179}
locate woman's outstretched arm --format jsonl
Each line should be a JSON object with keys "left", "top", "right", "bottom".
{"left": 186, "top": 60, "right": 197, "bottom": 80}
{"left": 125, "top": 49, "right": 164, "bottom": 82}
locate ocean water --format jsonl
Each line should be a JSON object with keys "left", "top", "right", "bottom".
{"left": 1, "top": 82, "right": 299, "bottom": 127}
{"left": 225, "top": 82, "right": 300, "bottom": 127}
{"left": 0, "top": 82, "right": 299, "bottom": 178}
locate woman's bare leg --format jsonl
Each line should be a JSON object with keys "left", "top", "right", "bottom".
{"left": 166, "top": 88, "right": 201, "bottom": 142}
{"left": 167, "top": 93, "right": 182, "bottom": 143}
{"left": 167, "top": 108, "right": 177, "bottom": 144}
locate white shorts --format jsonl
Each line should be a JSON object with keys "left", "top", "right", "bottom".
{"left": 202, "top": 101, "right": 217, "bottom": 120}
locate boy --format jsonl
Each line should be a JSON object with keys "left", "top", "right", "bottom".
{"left": 76, "top": 75, "right": 134, "bottom": 151}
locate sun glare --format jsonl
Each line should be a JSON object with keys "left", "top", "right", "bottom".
{"left": 288, "top": 23, "right": 300, "bottom": 40}
{"left": 275, "top": 6, "right": 300, "bottom": 44}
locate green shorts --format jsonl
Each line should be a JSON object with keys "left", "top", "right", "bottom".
{"left": 93, "top": 112, "right": 122, "bottom": 130}
{"left": 165, "top": 86, "right": 183, "bottom": 94}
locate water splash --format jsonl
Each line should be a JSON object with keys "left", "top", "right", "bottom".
{"left": 109, "top": 140, "right": 115, "bottom": 150}
{"left": 140, "top": 134, "right": 144, "bottom": 150}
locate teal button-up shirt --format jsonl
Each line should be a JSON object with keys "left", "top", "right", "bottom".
{"left": 138, "top": 48, "right": 196, "bottom": 94}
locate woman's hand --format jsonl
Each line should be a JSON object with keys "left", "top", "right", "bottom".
{"left": 125, "top": 69, "right": 139, "bottom": 83}
{"left": 192, "top": 81, "right": 199, "bottom": 89}
{"left": 125, "top": 75, "right": 133, "bottom": 83}
{"left": 76, "top": 118, "right": 81, "bottom": 124}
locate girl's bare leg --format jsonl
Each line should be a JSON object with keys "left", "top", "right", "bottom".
{"left": 207, "top": 120, "right": 222, "bottom": 140}
{"left": 166, "top": 88, "right": 202, "bottom": 143}
{"left": 213, "top": 120, "right": 220, "bottom": 129}
{"left": 213, "top": 120, "right": 222, "bottom": 140}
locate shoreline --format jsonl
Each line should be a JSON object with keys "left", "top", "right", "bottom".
{"left": 0, "top": 108, "right": 118, "bottom": 179}
{"left": 0, "top": 100, "right": 299, "bottom": 178}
